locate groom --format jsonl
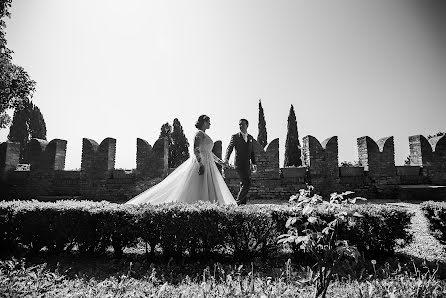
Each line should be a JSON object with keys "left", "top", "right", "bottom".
{"left": 224, "top": 119, "right": 257, "bottom": 205}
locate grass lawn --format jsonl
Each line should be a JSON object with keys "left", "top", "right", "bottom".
{"left": 1, "top": 198, "right": 446, "bottom": 297}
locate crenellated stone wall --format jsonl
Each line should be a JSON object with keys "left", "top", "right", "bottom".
{"left": 1, "top": 136, "right": 168, "bottom": 202}
{"left": 223, "top": 138, "right": 295, "bottom": 200}
{"left": 409, "top": 134, "right": 446, "bottom": 185}
{"left": 356, "top": 136, "right": 398, "bottom": 198}
{"left": 357, "top": 136, "right": 396, "bottom": 179}
{"left": 302, "top": 136, "right": 339, "bottom": 196}
{"left": 136, "top": 137, "right": 168, "bottom": 178}
{"left": 1, "top": 133, "right": 446, "bottom": 202}
{"left": 28, "top": 139, "right": 67, "bottom": 172}
{"left": 0, "top": 142, "right": 20, "bottom": 180}
{"left": 81, "top": 138, "right": 116, "bottom": 176}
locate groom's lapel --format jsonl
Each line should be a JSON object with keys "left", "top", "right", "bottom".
{"left": 238, "top": 132, "right": 244, "bottom": 143}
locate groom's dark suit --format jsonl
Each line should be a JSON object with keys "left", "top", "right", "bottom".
{"left": 225, "top": 132, "right": 256, "bottom": 204}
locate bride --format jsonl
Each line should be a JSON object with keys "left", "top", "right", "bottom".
{"left": 126, "top": 115, "right": 237, "bottom": 205}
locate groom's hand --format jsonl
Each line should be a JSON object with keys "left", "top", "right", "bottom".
{"left": 198, "top": 164, "right": 205, "bottom": 175}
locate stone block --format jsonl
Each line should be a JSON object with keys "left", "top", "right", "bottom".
{"left": 281, "top": 167, "right": 306, "bottom": 178}
{"left": 396, "top": 166, "right": 421, "bottom": 176}
{"left": 339, "top": 167, "right": 364, "bottom": 177}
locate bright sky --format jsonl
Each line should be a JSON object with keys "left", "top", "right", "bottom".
{"left": 1, "top": 0, "right": 445, "bottom": 169}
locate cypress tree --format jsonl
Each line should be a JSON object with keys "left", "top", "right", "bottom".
{"left": 170, "top": 118, "right": 190, "bottom": 168}
{"left": 29, "top": 104, "right": 46, "bottom": 140}
{"left": 284, "top": 104, "right": 302, "bottom": 167}
{"left": 257, "top": 99, "right": 267, "bottom": 147}
{"left": 7, "top": 101, "right": 29, "bottom": 162}
{"left": 7, "top": 100, "right": 46, "bottom": 162}
{"left": 159, "top": 122, "right": 173, "bottom": 167}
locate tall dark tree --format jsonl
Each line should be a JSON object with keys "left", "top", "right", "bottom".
{"left": 7, "top": 101, "right": 28, "bottom": 161}
{"left": 257, "top": 99, "right": 267, "bottom": 147}
{"left": 1, "top": 0, "right": 36, "bottom": 128}
{"left": 159, "top": 122, "right": 173, "bottom": 167}
{"left": 284, "top": 104, "right": 302, "bottom": 167}
{"left": 170, "top": 118, "right": 189, "bottom": 168}
{"left": 7, "top": 99, "right": 46, "bottom": 162}
{"left": 159, "top": 122, "right": 172, "bottom": 139}
{"left": 29, "top": 104, "right": 46, "bottom": 139}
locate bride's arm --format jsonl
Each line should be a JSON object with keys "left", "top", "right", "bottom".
{"left": 194, "top": 132, "right": 205, "bottom": 175}
{"left": 193, "top": 132, "right": 204, "bottom": 165}
{"left": 212, "top": 153, "right": 224, "bottom": 165}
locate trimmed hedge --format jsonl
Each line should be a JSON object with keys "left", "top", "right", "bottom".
{"left": 421, "top": 201, "right": 446, "bottom": 244}
{"left": 0, "top": 200, "right": 412, "bottom": 261}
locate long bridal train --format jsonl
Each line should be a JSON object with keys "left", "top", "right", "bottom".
{"left": 126, "top": 130, "right": 236, "bottom": 206}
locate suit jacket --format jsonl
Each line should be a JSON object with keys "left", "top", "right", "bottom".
{"left": 225, "top": 132, "right": 256, "bottom": 172}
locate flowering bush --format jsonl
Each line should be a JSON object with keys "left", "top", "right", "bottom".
{"left": 278, "top": 186, "right": 368, "bottom": 297}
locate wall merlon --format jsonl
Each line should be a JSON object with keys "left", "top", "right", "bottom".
{"left": 28, "top": 138, "right": 67, "bottom": 171}
{"left": 357, "top": 136, "right": 395, "bottom": 178}
{"left": 81, "top": 137, "right": 116, "bottom": 176}
{"left": 409, "top": 134, "right": 446, "bottom": 184}
{"left": 0, "top": 142, "right": 20, "bottom": 179}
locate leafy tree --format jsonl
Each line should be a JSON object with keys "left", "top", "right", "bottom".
{"left": 7, "top": 99, "right": 46, "bottom": 162}
{"left": 427, "top": 131, "right": 445, "bottom": 139}
{"left": 403, "top": 156, "right": 411, "bottom": 166}
{"left": 284, "top": 104, "right": 302, "bottom": 167}
{"left": 170, "top": 118, "right": 189, "bottom": 168}
{"left": 340, "top": 161, "right": 359, "bottom": 167}
{"left": 257, "top": 99, "right": 267, "bottom": 148}
{"left": 1, "top": 0, "right": 36, "bottom": 128}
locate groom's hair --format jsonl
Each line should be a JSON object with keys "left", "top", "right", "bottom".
{"left": 239, "top": 119, "right": 249, "bottom": 126}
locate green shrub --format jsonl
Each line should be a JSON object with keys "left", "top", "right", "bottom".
{"left": 421, "top": 201, "right": 446, "bottom": 243}
{"left": 272, "top": 203, "right": 412, "bottom": 261}
{"left": 0, "top": 200, "right": 412, "bottom": 261}
{"left": 225, "top": 205, "right": 279, "bottom": 259}
{"left": 328, "top": 205, "right": 411, "bottom": 260}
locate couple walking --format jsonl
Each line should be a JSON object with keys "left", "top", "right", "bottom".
{"left": 126, "top": 115, "right": 257, "bottom": 206}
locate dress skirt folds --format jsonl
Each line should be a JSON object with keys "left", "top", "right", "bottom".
{"left": 126, "top": 131, "right": 236, "bottom": 206}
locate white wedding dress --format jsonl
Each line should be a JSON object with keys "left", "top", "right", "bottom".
{"left": 126, "top": 130, "right": 236, "bottom": 205}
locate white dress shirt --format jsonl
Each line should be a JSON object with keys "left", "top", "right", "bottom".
{"left": 241, "top": 132, "right": 248, "bottom": 143}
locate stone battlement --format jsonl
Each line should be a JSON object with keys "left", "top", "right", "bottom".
{"left": 1, "top": 133, "right": 445, "bottom": 201}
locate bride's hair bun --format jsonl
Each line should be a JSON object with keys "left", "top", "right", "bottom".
{"left": 195, "top": 115, "right": 210, "bottom": 129}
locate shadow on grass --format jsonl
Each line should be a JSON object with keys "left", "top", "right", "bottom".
{"left": 7, "top": 246, "right": 445, "bottom": 285}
